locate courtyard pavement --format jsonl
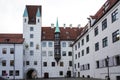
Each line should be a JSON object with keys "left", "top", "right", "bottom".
{"left": 23, "top": 77, "right": 105, "bottom": 80}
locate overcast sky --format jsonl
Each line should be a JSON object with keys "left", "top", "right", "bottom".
{"left": 0, "top": 0, "right": 106, "bottom": 33}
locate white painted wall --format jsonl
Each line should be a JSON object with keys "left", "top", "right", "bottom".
{"left": 73, "top": 1, "right": 120, "bottom": 80}
{"left": 0, "top": 44, "right": 23, "bottom": 79}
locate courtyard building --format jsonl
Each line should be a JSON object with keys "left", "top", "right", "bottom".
{"left": 0, "top": 0, "right": 120, "bottom": 80}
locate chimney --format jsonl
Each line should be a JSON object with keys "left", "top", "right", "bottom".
{"left": 69, "top": 24, "right": 72, "bottom": 28}
{"left": 63, "top": 23, "right": 66, "bottom": 29}
{"left": 77, "top": 24, "right": 81, "bottom": 28}
{"left": 51, "top": 23, "right": 54, "bottom": 28}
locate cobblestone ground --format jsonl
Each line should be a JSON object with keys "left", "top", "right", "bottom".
{"left": 20, "top": 77, "right": 105, "bottom": 80}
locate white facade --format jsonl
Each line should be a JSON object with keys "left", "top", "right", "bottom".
{"left": 41, "top": 41, "right": 73, "bottom": 78}
{"left": 0, "top": 44, "right": 23, "bottom": 79}
{"left": 73, "top": 1, "right": 120, "bottom": 80}
{"left": 23, "top": 8, "right": 42, "bottom": 78}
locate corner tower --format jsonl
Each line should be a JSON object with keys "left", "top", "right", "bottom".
{"left": 23, "top": 5, "right": 42, "bottom": 79}
{"left": 54, "top": 18, "right": 61, "bottom": 64}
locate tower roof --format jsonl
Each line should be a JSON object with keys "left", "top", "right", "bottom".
{"left": 36, "top": 8, "right": 40, "bottom": 17}
{"left": 23, "top": 7, "right": 28, "bottom": 17}
{"left": 55, "top": 18, "right": 60, "bottom": 33}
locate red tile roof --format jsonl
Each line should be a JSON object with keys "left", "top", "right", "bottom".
{"left": 73, "top": 0, "right": 119, "bottom": 45}
{"left": 42, "top": 27, "right": 83, "bottom": 41}
{"left": 0, "top": 34, "right": 24, "bottom": 44}
{"left": 91, "top": 0, "right": 118, "bottom": 21}
{"left": 26, "top": 5, "right": 42, "bottom": 24}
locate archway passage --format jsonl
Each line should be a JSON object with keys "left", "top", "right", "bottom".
{"left": 26, "top": 69, "right": 37, "bottom": 79}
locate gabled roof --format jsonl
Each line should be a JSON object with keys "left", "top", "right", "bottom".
{"left": 73, "top": 0, "right": 119, "bottom": 45}
{"left": 90, "top": 0, "right": 118, "bottom": 22}
{"left": 0, "top": 34, "right": 24, "bottom": 44}
{"left": 42, "top": 27, "right": 83, "bottom": 41}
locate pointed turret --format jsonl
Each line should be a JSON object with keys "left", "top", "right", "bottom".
{"left": 55, "top": 18, "right": 60, "bottom": 33}
{"left": 54, "top": 18, "right": 61, "bottom": 64}
{"left": 36, "top": 8, "right": 40, "bottom": 17}
{"left": 23, "top": 7, "right": 28, "bottom": 17}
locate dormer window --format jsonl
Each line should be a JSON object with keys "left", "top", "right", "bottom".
{"left": 5, "top": 39, "right": 10, "bottom": 42}
{"left": 66, "top": 31, "right": 69, "bottom": 34}
{"left": 103, "top": 1, "right": 109, "bottom": 11}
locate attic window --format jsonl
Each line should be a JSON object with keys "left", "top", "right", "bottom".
{"left": 67, "top": 36, "right": 70, "bottom": 39}
{"left": 31, "top": 17, "right": 34, "bottom": 22}
{"left": 103, "top": 1, "right": 109, "bottom": 11}
{"left": 43, "top": 36, "right": 45, "bottom": 39}
{"left": 43, "top": 31, "right": 46, "bottom": 34}
{"left": 5, "top": 39, "right": 10, "bottom": 42}
{"left": 74, "top": 29, "right": 77, "bottom": 31}
{"left": 66, "top": 31, "right": 69, "bottom": 34}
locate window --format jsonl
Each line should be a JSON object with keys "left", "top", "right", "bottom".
{"left": 30, "top": 50, "right": 34, "bottom": 56}
{"left": 75, "top": 54, "right": 77, "bottom": 59}
{"left": 111, "top": 9, "right": 118, "bottom": 23}
{"left": 24, "top": 18, "right": 26, "bottom": 23}
{"left": 112, "top": 30, "right": 119, "bottom": 43}
{"left": 82, "top": 50, "right": 84, "bottom": 56}
{"left": 30, "top": 42, "right": 34, "bottom": 47}
{"left": 78, "top": 52, "right": 80, "bottom": 58}
{"left": 78, "top": 42, "right": 80, "bottom": 48}
{"left": 10, "top": 48, "right": 14, "bottom": 54}
{"left": 68, "top": 51, "right": 72, "bottom": 56}
{"left": 38, "top": 19, "right": 39, "bottom": 23}
{"left": 94, "top": 26, "right": 98, "bottom": 36}
{"left": 55, "top": 34, "right": 60, "bottom": 39}
{"left": 86, "top": 35, "right": 89, "bottom": 42}
{"left": 2, "top": 60, "right": 6, "bottom": 66}
{"left": 34, "top": 61, "right": 37, "bottom": 65}
{"left": 2, "top": 70, "right": 6, "bottom": 76}
{"left": 51, "top": 62, "right": 55, "bottom": 67}
{"left": 42, "top": 51, "right": 47, "bottom": 56}
{"left": 59, "top": 71, "right": 63, "bottom": 76}
{"left": 2, "top": 48, "right": 7, "bottom": 54}
{"left": 96, "top": 61, "right": 99, "bottom": 68}
{"left": 26, "top": 61, "right": 29, "bottom": 65}
{"left": 62, "top": 42, "right": 66, "bottom": 47}
{"left": 30, "top": 27, "right": 34, "bottom": 31}
{"left": 48, "top": 51, "right": 53, "bottom": 56}
{"left": 48, "top": 42, "right": 52, "bottom": 47}
{"left": 78, "top": 63, "right": 80, "bottom": 68}
{"left": 16, "top": 70, "right": 19, "bottom": 76}
{"left": 10, "top": 60, "right": 14, "bottom": 66}
{"left": 69, "top": 61, "right": 72, "bottom": 67}
{"left": 60, "top": 62, "right": 64, "bottom": 67}
{"left": 9, "top": 70, "right": 13, "bottom": 76}
{"left": 81, "top": 39, "right": 84, "bottom": 46}
{"left": 75, "top": 45, "right": 77, "bottom": 50}
{"left": 43, "top": 62, "right": 47, "bottom": 67}
{"left": 87, "top": 64, "right": 90, "bottom": 70}
{"left": 42, "top": 42, "right": 46, "bottom": 47}
{"left": 86, "top": 47, "right": 89, "bottom": 54}
{"left": 62, "top": 51, "right": 66, "bottom": 56}
{"left": 102, "top": 37, "right": 108, "bottom": 48}
{"left": 102, "top": 18, "right": 107, "bottom": 30}
{"left": 115, "top": 55, "right": 120, "bottom": 66}
{"left": 95, "top": 42, "right": 99, "bottom": 51}
{"left": 30, "top": 34, "right": 34, "bottom": 38}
